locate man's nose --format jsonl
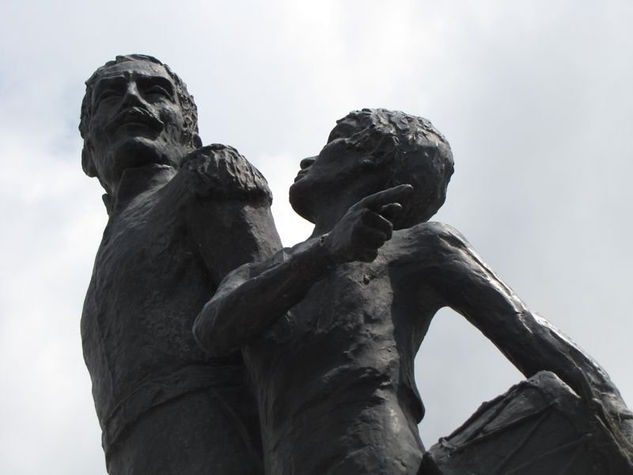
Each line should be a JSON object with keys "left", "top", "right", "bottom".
{"left": 300, "top": 156, "right": 316, "bottom": 169}
{"left": 121, "top": 82, "right": 145, "bottom": 107}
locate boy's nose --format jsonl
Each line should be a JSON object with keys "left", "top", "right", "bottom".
{"left": 299, "top": 156, "right": 316, "bottom": 169}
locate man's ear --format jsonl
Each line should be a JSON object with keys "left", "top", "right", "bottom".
{"left": 192, "top": 133, "right": 202, "bottom": 149}
{"left": 81, "top": 143, "right": 97, "bottom": 177}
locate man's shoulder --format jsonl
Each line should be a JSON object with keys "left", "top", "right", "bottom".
{"left": 179, "top": 144, "right": 272, "bottom": 203}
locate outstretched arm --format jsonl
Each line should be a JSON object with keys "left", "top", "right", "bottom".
{"left": 419, "top": 223, "right": 632, "bottom": 438}
{"left": 193, "top": 184, "right": 413, "bottom": 357}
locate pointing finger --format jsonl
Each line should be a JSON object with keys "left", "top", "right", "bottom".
{"left": 362, "top": 211, "right": 393, "bottom": 235}
{"left": 360, "top": 184, "right": 414, "bottom": 211}
{"left": 379, "top": 203, "right": 403, "bottom": 221}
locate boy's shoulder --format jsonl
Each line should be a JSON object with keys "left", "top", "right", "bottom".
{"left": 396, "top": 221, "right": 469, "bottom": 247}
{"left": 387, "top": 221, "right": 472, "bottom": 265}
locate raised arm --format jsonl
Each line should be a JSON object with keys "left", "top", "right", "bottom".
{"left": 193, "top": 237, "right": 335, "bottom": 357}
{"left": 193, "top": 184, "right": 413, "bottom": 357}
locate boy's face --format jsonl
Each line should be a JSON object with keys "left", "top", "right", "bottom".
{"left": 289, "top": 122, "right": 386, "bottom": 223}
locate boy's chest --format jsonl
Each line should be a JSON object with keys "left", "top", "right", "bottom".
{"left": 268, "top": 260, "right": 396, "bottom": 346}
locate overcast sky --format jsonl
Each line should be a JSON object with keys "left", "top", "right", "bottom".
{"left": 1, "top": 1, "right": 632, "bottom": 473}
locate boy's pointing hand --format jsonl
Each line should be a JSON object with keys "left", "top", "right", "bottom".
{"left": 324, "top": 184, "right": 413, "bottom": 264}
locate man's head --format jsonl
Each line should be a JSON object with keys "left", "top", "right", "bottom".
{"left": 79, "top": 54, "right": 202, "bottom": 194}
{"left": 289, "top": 108, "right": 454, "bottom": 228}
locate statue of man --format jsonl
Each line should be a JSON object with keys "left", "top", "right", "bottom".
{"left": 194, "top": 109, "right": 633, "bottom": 474}
{"left": 80, "top": 54, "right": 281, "bottom": 474}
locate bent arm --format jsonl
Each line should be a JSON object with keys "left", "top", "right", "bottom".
{"left": 193, "top": 237, "right": 336, "bottom": 357}
{"left": 194, "top": 184, "right": 413, "bottom": 357}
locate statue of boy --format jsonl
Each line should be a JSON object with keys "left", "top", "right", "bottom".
{"left": 80, "top": 54, "right": 280, "bottom": 474}
{"left": 194, "top": 109, "right": 632, "bottom": 474}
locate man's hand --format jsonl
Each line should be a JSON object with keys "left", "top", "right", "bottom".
{"left": 323, "top": 184, "right": 413, "bottom": 263}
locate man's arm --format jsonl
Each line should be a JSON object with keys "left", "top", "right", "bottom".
{"left": 193, "top": 185, "right": 413, "bottom": 357}
{"left": 181, "top": 145, "right": 283, "bottom": 284}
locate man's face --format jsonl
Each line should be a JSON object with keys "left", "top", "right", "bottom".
{"left": 84, "top": 60, "right": 189, "bottom": 193}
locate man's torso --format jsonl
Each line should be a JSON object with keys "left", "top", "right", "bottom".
{"left": 81, "top": 170, "right": 246, "bottom": 451}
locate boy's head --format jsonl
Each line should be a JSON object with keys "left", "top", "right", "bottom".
{"left": 290, "top": 108, "right": 454, "bottom": 228}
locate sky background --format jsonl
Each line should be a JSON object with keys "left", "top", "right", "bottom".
{"left": 1, "top": 1, "right": 631, "bottom": 473}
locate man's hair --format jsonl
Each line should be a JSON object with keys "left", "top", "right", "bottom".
{"left": 79, "top": 54, "right": 200, "bottom": 175}
{"left": 329, "top": 108, "right": 454, "bottom": 227}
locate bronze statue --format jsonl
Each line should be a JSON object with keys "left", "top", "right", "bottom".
{"left": 194, "top": 109, "right": 633, "bottom": 474}
{"left": 79, "top": 53, "right": 633, "bottom": 473}
{"left": 80, "top": 55, "right": 281, "bottom": 474}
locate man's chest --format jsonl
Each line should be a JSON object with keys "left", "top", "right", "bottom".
{"left": 91, "top": 202, "right": 206, "bottom": 311}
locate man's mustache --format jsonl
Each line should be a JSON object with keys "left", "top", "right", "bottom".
{"left": 107, "top": 107, "right": 164, "bottom": 134}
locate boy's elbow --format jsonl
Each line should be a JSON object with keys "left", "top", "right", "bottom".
{"left": 192, "top": 310, "right": 237, "bottom": 358}
{"left": 192, "top": 314, "right": 209, "bottom": 352}
{"left": 193, "top": 313, "right": 219, "bottom": 356}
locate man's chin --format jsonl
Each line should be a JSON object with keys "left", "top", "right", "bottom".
{"left": 114, "top": 122, "right": 160, "bottom": 138}
{"left": 112, "top": 137, "right": 176, "bottom": 169}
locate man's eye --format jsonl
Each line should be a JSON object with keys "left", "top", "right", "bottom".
{"left": 94, "top": 90, "right": 119, "bottom": 107}
{"left": 145, "top": 85, "right": 172, "bottom": 100}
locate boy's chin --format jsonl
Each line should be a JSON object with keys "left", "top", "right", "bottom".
{"left": 289, "top": 184, "right": 317, "bottom": 224}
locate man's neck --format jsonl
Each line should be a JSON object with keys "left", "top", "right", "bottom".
{"left": 107, "top": 164, "right": 177, "bottom": 214}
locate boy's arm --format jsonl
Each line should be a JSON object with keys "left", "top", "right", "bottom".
{"left": 193, "top": 184, "right": 413, "bottom": 357}
{"left": 415, "top": 223, "right": 632, "bottom": 438}
{"left": 193, "top": 237, "right": 335, "bottom": 357}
